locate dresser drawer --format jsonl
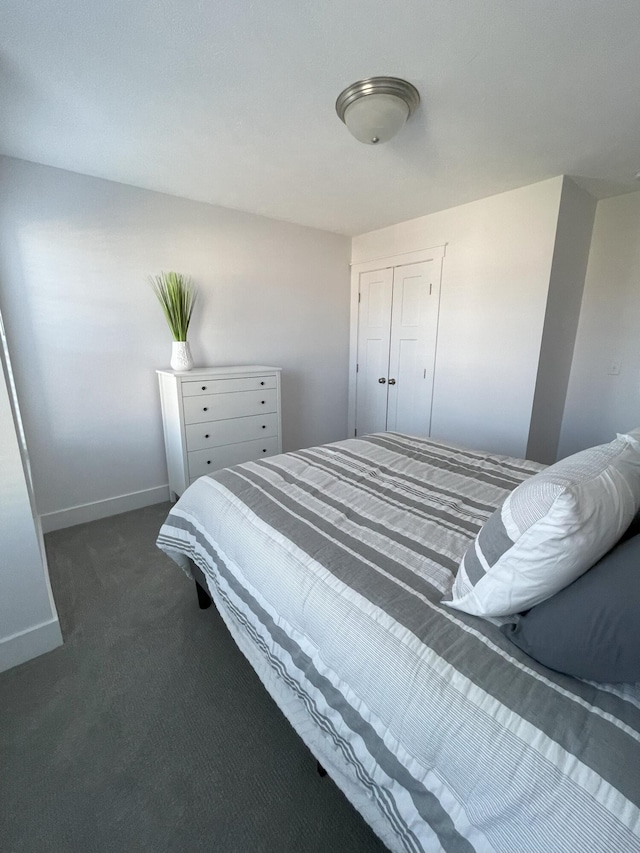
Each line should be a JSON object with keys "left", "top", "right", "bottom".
{"left": 188, "top": 436, "right": 280, "bottom": 478}
{"left": 182, "top": 375, "right": 276, "bottom": 397}
{"left": 183, "top": 389, "right": 277, "bottom": 424}
{"left": 186, "top": 413, "right": 278, "bottom": 451}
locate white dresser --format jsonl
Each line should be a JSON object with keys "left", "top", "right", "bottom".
{"left": 157, "top": 365, "right": 282, "bottom": 499}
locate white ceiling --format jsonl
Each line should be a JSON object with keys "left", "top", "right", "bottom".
{"left": 2, "top": 0, "right": 640, "bottom": 236}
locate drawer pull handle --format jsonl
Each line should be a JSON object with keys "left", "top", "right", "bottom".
{"left": 201, "top": 386, "right": 207, "bottom": 390}
{"left": 203, "top": 407, "right": 208, "bottom": 411}
{"left": 262, "top": 449, "right": 267, "bottom": 453}
{"left": 205, "top": 434, "right": 210, "bottom": 438}
{"left": 207, "top": 460, "right": 211, "bottom": 465}
{"left": 261, "top": 400, "right": 265, "bottom": 404}
{"left": 261, "top": 425, "right": 266, "bottom": 429}
{"left": 260, "top": 381, "right": 265, "bottom": 386}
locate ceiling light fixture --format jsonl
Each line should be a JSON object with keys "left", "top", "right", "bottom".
{"left": 335, "top": 77, "right": 420, "bottom": 145}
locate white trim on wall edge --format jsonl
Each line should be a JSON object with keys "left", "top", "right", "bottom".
{"left": 40, "top": 484, "right": 171, "bottom": 533}
{"left": 350, "top": 244, "right": 447, "bottom": 268}
{"left": 0, "top": 617, "right": 63, "bottom": 673}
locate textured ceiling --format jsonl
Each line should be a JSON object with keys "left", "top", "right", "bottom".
{"left": 1, "top": 0, "right": 640, "bottom": 235}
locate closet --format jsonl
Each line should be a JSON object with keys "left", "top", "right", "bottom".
{"left": 348, "top": 246, "right": 444, "bottom": 439}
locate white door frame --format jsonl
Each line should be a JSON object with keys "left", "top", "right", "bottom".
{"left": 347, "top": 244, "right": 446, "bottom": 438}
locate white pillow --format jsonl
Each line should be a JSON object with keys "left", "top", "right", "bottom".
{"left": 443, "top": 429, "right": 640, "bottom": 618}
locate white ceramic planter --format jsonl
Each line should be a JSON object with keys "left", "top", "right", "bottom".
{"left": 170, "top": 341, "right": 194, "bottom": 372}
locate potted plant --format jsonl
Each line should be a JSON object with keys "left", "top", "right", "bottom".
{"left": 150, "top": 271, "right": 197, "bottom": 371}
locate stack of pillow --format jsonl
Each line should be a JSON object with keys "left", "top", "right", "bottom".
{"left": 443, "top": 428, "right": 640, "bottom": 683}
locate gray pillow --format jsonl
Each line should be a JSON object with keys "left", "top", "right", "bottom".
{"left": 501, "top": 534, "right": 640, "bottom": 683}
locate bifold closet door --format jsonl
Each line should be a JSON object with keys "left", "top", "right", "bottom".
{"left": 386, "top": 260, "right": 439, "bottom": 435}
{"left": 354, "top": 259, "right": 439, "bottom": 438}
{"left": 354, "top": 267, "right": 394, "bottom": 436}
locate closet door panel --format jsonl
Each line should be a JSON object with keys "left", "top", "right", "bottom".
{"left": 355, "top": 268, "right": 393, "bottom": 436}
{"left": 387, "top": 261, "right": 438, "bottom": 436}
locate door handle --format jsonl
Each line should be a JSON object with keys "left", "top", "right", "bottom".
{"left": 378, "top": 377, "right": 386, "bottom": 384}
{"left": 388, "top": 378, "right": 396, "bottom": 385}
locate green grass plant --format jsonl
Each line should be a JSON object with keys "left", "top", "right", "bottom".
{"left": 150, "top": 271, "right": 197, "bottom": 341}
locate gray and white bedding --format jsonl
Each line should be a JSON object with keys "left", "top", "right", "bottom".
{"left": 157, "top": 432, "right": 640, "bottom": 853}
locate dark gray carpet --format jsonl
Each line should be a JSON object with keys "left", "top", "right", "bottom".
{"left": 0, "top": 503, "right": 389, "bottom": 853}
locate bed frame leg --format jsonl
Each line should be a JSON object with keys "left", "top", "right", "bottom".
{"left": 195, "top": 579, "right": 212, "bottom": 610}
{"left": 316, "top": 760, "right": 327, "bottom": 778}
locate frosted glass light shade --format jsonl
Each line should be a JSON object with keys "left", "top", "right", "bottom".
{"left": 343, "top": 94, "right": 410, "bottom": 145}
{"left": 335, "top": 77, "right": 420, "bottom": 145}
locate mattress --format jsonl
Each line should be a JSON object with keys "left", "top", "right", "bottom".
{"left": 157, "top": 432, "right": 640, "bottom": 853}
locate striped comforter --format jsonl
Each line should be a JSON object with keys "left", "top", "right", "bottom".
{"left": 157, "top": 433, "right": 640, "bottom": 853}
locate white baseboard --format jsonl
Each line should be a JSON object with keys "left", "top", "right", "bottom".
{"left": 39, "top": 484, "right": 171, "bottom": 533}
{"left": 0, "top": 618, "right": 63, "bottom": 673}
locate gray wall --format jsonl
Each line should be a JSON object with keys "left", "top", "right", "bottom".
{"left": 526, "top": 177, "right": 596, "bottom": 463}
{"left": 0, "top": 157, "right": 351, "bottom": 528}
{"left": 352, "top": 178, "right": 564, "bottom": 459}
{"left": 559, "top": 189, "right": 640, "bottom": 457}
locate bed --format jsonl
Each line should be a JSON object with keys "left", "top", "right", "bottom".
{"left": 156, "top": 432, "right": 640, "bottom": 853}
